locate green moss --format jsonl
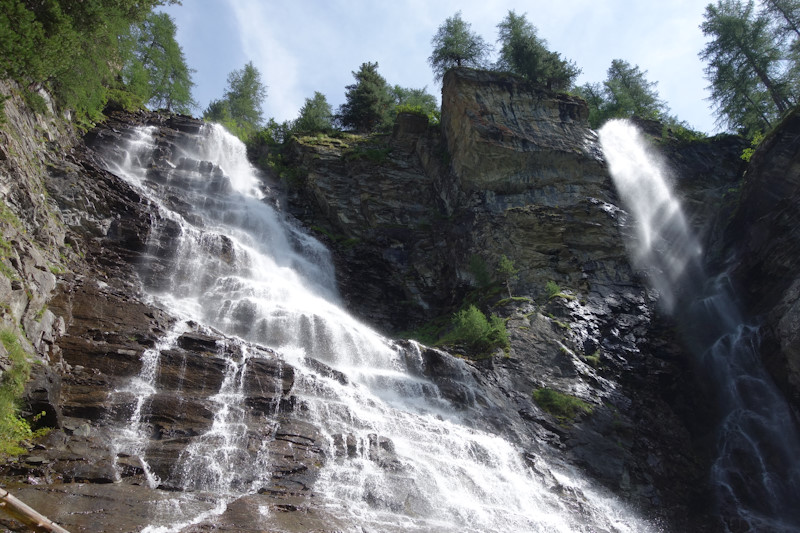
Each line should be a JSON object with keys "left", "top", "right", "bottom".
{"left": 584, "top": 351, "right": 601, "bottom": 368}
{"left": 0, "top": 329, "right": 35, "bottom": 457}
{"left": 533, "top": 387, "right": 593, "bottom": 423}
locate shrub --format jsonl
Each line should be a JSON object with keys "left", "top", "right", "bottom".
{"left": 0, "top": 329, "right": 34, "bottom": 456}
{"left": 533, "top": 387, "right": 593, "bottom": 422}
{"left": 22, "top": 89, "right": 48, "bottom": 115}
{"left": 447, "top": 304, "right": 509, "bottom": 356}
{"left": 545, "top": 280, "right": 561, "bottom": 299}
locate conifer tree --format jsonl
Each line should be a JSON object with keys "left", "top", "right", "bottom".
{"left": 125, "top": 12, "right": 196, "bottom": 114}
{"left": 294, "top": 91, "right": 333, "bottom": 133}
{"left": 204, "top": 61, "right": 267, "bottom": 141}
{"left": 428, "top": 12, "right": 490, "bottom": 81}
{"left": 337, "top": 62, "right": 393, "bottom": 133}
{"left": 495, "top": 10, "right": 580, "bottom": 90}
{"left": 700, "top": 0, "right": 796, "bottom": 133}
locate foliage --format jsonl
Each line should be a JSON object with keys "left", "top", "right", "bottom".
{"left": 700, "top": 0, "right": 798, "bottom": 135}
{"left": 22, "top": 88, "right": 48, "bottom": 116}
{"left": 0, "top": 330, "right": 34, "bottom": 457}
{"left": 495, "top": 10, "right": 580, "bottom": 90}
{"left": 444, "top": 304, "right": 509, "bottom": 356}
{"left": 123, "top": 11, "right": 196, "bottom": 114}
{"left": 545, "top": 280, "right": 561, "bottom": 299}
{"left": 204, "top": 61, "right": 267, "bottom": 141}
{"left": 497, "top": 254, "right": 519, "bottom": 298}
{"left": 337, "top": 62, "right": 393, "bottom": 133}
{"left": 741, "top": 129, "right": 766, "bottom": 160}
{"left": 576, "top": 59, "right": 669, "bottom": 128}
{"left": 533, "top": 387, "right": 593, "bottom": 422}
{"left": 294, "top": 91, "right": 333, "bottom": 134}
{"left": 428, "top": 11, "right": 491, "bottom": 81}
{"left": 392, "top": 85, "right": 439, "bottom": 122}
{"left": 0, "top": 0, "right": 181, "bottom": 122}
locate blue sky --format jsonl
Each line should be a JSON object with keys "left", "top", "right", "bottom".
{"left": 163, "top": 0, "right": 718, "bottom": 132}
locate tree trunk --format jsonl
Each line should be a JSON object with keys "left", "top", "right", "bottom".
{"left": 0, "top": 489, "right": 71, "bottom": 533}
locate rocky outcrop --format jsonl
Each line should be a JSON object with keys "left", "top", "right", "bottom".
{"left": 283, "top": 69, "right": 720, "bottom": 529}
{"left": 725, "top": 109, "right": 800, "bottom": 410}
{"left": 0, "top": 68, "right": 759, "bottom": 532}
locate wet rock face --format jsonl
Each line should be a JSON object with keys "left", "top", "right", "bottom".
{"left": 725, "top": 109, "right": 800, "bottom": 410}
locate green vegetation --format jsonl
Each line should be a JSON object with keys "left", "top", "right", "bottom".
{"left": 293, "top": 91, "right": 334, "bottom": 134}
{"left": 497, "top": 255, "right": 519, "bottom": 298}
{"left": 574, "top": 60, "right": 670, "bottom": 129}
{"left": 495, "top": 10, "right": 580, "bottom": 90}
{"left": 337, "top": 62, "right": 394, "bottom": 133}
{"left": 533, "top": 387, "right": 593, "bottom": 423}
{"left": 441, "top": 304, "right": 509, "bottom": 357}
{"left": 121, "top": 11, "right": 196, "bottom": 114}
{"left": 204, "top": 61, "right": 267, "bottom": 141}
{"left": 428, "top": 11, "right": 491, "bottom": 81}
{"left": 0, "top": 329, "right": 39, "bottom": 457}
{"left": 701, "top": 0, "right": 800, "bottom": 136}
{"left": 741, "top": 130, "right": 766, "bottom": 161}
{"left": 545, "top": 280, "right": 561, "bottom": 299}
{"left": 0, "top": 0, "right": 189, "bottom": 124}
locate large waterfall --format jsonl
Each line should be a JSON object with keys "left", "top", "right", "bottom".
{"left": 97, "top": 122, "right": 657, "bottom": 532}
{"left": 599, "top": 120, "right": 800, "bottom": 532}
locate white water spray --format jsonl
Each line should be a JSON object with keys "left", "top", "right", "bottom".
{"left": 101, "top": 122, "right": 657, "bottom": 532}
{"left": 600, "top": 119, "right": 800, "bottom": 531}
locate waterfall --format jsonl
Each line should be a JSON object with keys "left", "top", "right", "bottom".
{"left": 599, "top": 120, "right": 800, "bottom": 531}
{"left": 99, "top": 122, "right": 657, "bottom": 532}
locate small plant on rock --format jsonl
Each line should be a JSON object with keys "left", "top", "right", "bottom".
{"left": 533, "top": 387, "right": 593, "bottom": 423}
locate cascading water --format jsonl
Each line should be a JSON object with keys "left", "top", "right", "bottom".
{"left": 599, "top": 120, "right": 800, "bottom": 531}
{"left": 99, "top": 121, "right": 659, "bottom": 532}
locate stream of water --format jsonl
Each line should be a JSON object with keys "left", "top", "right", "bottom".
{"left": 600, "top": 120, "right": 800, "bottom": 532}
{"left": 98, "top": 122, "right": 656, "bottom": 532}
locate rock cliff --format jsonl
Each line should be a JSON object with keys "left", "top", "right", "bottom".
{"left": 0, "top": 68, "right": 781, "bottom": 532}
{"left": 725, "top": 109, "right": 800, "bottom": 411}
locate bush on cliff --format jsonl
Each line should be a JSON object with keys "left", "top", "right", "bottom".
{"left": 443, "top": 304, "right": 509, "bottom": 356}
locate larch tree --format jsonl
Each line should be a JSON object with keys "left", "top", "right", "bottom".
{"left": 125, "top": 12, "right": 196, "bottom": 114}
{"left": 204, "top": 61, "right": 267, "bottom": 141}
{"left": 575, "top": 59, "right": 668, "bottom": 128}
{"left": 428, "top": 12, "right": 490, "bottom": 81}
{"left": 700, "top": 0, "right": 795, "bottom": 133}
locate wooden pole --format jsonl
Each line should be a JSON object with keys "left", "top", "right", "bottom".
{"left": 0, "top": 488, "right": 71, "bottom": 533}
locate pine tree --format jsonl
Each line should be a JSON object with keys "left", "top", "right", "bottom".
{"left": 337, "top": 62, "right": 393, "bottom": 133}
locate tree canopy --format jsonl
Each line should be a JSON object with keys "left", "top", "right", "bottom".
{"left": 204, "top": 61, "right": 267, "bottom": 141}
{"left": 575, "top": 60, "right": 669, "bottom": 128}
{"left": 123, "top": 12, "right": 196, "bottom": 114}
{"left": 428, "top": 12, "right": 491, "bottom": 81}
{"left": 294, "top": 91, "right": 333, "bottom": 134}
{"left": 0, "top": 0, "right": 180, "bottom": 122}
{"left": 337, "top": 61, "right": 393, "bottom": 133}
{"left": 495, "top": 10, "right": 580, "bottom": 90}
{"left": 700, "top": 0, "right": 799, "bottom": 134}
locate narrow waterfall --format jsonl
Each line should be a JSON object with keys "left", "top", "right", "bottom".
{"left": 599, "top": 120, "right": 800, "bottom": 531}
{"left": 98, "top": 122, "right": 658, "bottom": 532}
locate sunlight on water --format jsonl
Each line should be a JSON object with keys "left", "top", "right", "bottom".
{"left": 100, "top": 122, "right": 658, "bottom": 532}
{"left": 598, "top": 120, "right": 702, "bottom": 311}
